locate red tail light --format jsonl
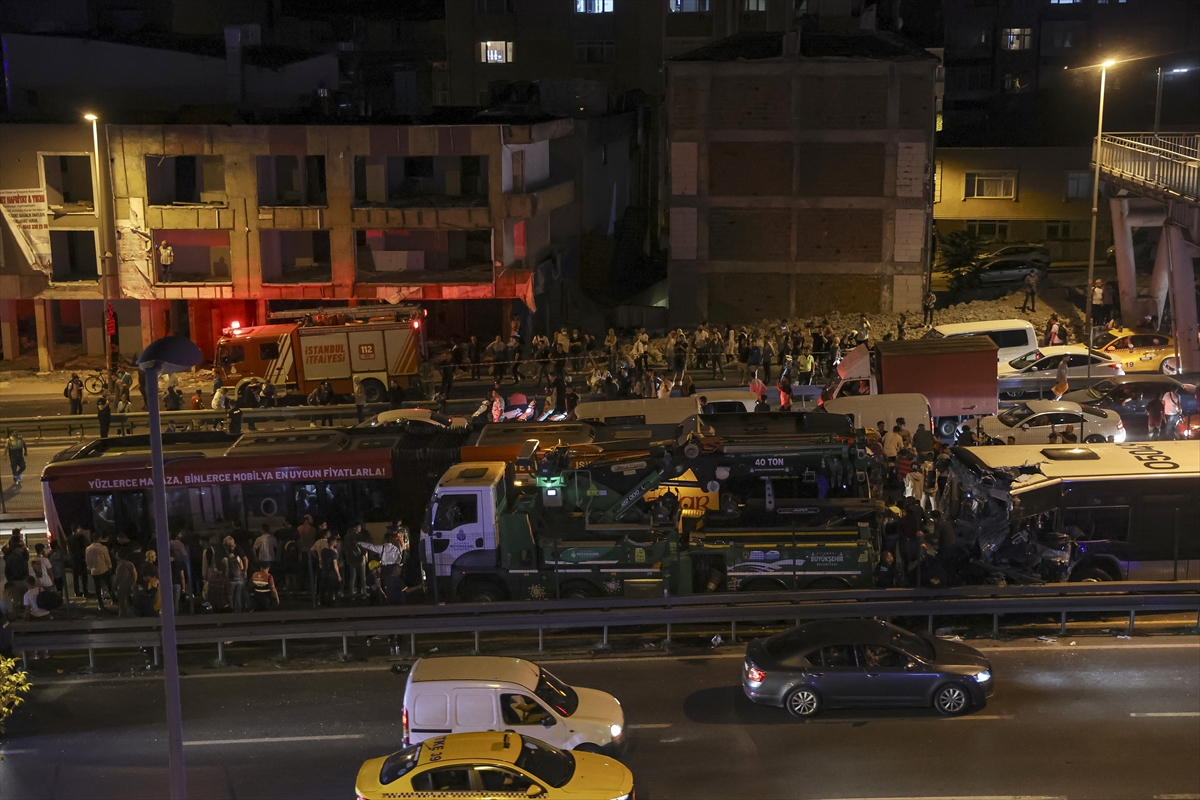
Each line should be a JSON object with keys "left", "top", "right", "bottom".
{"left": 747, "top": 666, "right": 766, "bottom": 683}
{"left": 402, "top": 706, "right": 409, "bottom": 745}
{"left": 1117, "top": 421, "right": 1125, "bottom": 430}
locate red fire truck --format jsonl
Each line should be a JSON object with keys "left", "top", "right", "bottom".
{"left": 215, "top": 306, "right": 425, "bottom": 402}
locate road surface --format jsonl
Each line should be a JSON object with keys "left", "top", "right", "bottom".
{"left": 1, "top": 638, "right": 1197, "bottom": 799}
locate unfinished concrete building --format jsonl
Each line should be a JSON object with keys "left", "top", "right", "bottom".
{"left": 666, "top": 31, "right": 937, "bottom": 325}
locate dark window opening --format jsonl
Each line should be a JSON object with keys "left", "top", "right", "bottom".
{"left": 146, "top": 155, "right": 226, "bottom": 205}
{"left": 352, "top": 155, "right": 488, "bottom": 207}
{"left": 257, "top": 155, "right": 327, "bottom": 206}
{"left": 152, "top": 229, "right": 232, "bottom": 283}
{"left": 355, "top": 228, "right": 492, "bottom": 280}
{"left": 43, "top": 155, "right": 94, "bottom": 212}
{"left": 49, "top": 230, "right": 99, "bottom": 282}
{"left": 259, "top": 230, "right": 332, "bottom": 284}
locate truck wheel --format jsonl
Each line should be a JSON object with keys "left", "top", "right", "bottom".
{"left": 460, "top": 581, "right": 506, "bottom": 603}
{"left": 561, "top": 581, "right": 601, "bottom": 600}
{"left": 361, "top": 378, "right": 387, "bottom": 404}
{"left": 1070, "top": 566, "right": 1113, "bottom": 583}
{"left": 937, "top": 418, "right": 958, "bottom": 439}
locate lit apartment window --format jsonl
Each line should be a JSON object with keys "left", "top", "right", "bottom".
{"left": 933, "top": 161, "right": 942, "bottom": 203}
{"left": 744, "top": 0, "right": 766, "bottom": 10}
{"left": 479, "top": 41, "right": 514, "bottom": 63}
{"left": 1045, "top": 220, "right": 1072, "bottom": 239}
{"left": 964, "top": 171, "right": 1017, "bottom": 199}
{"left": 576, "top": 40, "right": 615, "bottom": 64}
{"left": 1000, "top": 28, "right": 1032, "bottom": 50}
{"left": 670, "top": 0, "right": 710, "bottom": 11}
{"left": 151, "top": 230, "right": 232, "bottom": 283}
{"left": 1066, "top": 171, "right": 1093, "bottom": 198}
{"left": 576, "top": 0, "right": 613, "bottom": 12}
{"left": 966, "top": 221, "right": 1009, "bottom": 240}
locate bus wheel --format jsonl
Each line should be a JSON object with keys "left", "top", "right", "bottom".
{"left": 807, "top": 578, "right": 849, "bottom": 591}
{"left": 361, "top": 378, "right": 387, "bottom": 404}
{"left": 561, "top": 581, "right": 601, "bottom": 600}
{"left": 1070, "top": 566, "right": 1113, "bottom": 583}
{"left": 460, "top": 580, "right": 506, "bottom": 603}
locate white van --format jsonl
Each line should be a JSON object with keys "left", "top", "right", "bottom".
{"left": 574, "top": 389, "right": 758, "bottom": 426}
{"left": 822, "top": 393, "right": 933, "bottom": 436}
{"left": 402, "top": 656, "right": 626, "bottom": 755}
{"left": 923, "top": 319, "right": 1038, "bottom": 363}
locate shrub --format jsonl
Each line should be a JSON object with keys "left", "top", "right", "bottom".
{"left": 0, "top": 656, "right": 32, "bottom": 740}
{"left": 940, "top": 231, "right": 985, "bottom": 297}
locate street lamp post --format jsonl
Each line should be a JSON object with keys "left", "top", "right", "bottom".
{"left": 137, "top": 335, "right": 202, "bottom": 800}
{"left": 85, "top": 113, "right": 112, "bottom": 377}
{"left": 1084, "top": 60, "right": 1114, "bottom": 440}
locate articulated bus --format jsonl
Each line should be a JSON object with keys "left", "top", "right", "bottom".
{"left": 41, "top": 428, "right": 467, "bottom": 547}
{"left": 950, "top": 441, "right": 1199, "bottom": 581}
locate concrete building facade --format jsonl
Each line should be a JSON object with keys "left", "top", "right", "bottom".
{"left": 666, "top": 31, "right": 938, "bottom": 325}
{"left": 933, "top": 146, "right": 1108, "bottom": 265}
{"left": 1, "top": 115, "right": 575, "bottom": 365}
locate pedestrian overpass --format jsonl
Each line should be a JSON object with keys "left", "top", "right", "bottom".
{"left": 1094, "top": 132, "right": 1200, "bottom": 373}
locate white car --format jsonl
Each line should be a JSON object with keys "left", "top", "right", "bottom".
{"left": 997, "top": 346, "right": 1124, "bottom": 399}
{"left": 975, "top": 400, "right": 1126, "bottom": 445}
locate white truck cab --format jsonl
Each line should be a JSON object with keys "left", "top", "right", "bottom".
{"left": 402, "top": 656, "right": 626, "bottom": 756}
{"left": 422, "top": 462, "right": 508, "bottom": 580}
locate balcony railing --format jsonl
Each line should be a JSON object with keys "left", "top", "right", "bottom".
{"left": 1094, "top": 132, "right": 1200, "bottom": 205}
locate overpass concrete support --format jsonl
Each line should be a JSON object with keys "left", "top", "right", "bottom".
{"left": 1109, "top": 198, "right": 1140, "bottom": 325}
{"left": 1163, "top": 223, "right": 1200, "bottom": 374}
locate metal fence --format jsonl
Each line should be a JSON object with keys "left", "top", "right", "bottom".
{"left": 12, "top": 581, "right": 1198, "bottom": 669}
{"left": 1096, "top": 133, "right": 1200, "bottom": 204}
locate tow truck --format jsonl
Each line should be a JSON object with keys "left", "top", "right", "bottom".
{"left": 421, "top": 413, "right": 882, "bottom": 602}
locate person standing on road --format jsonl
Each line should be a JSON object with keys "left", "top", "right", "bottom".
{"left": 605, "top": 328, "right": 618, "bottom": 374}
{"left": 466, "top": 335, "right": 480, "bottom": 381}
{"left": 341, "top": 522, "right": 368, "bottom": 599}
{"left": 882, "top": 425, "right": 904, "bottom": 465}
{"left": 1021, "top": 271, "right": 1038, "bottom": 313}
{"left": 1044, "top": 314, "right": 1063, "bottom": 346}
{"left": 223, "top": 537, "right": 248, "bottom": 613}
{"left": 86, "top": 534, "right": 114, "bottom": 611}
{"left": 112, "top": 550, "right": 137, "bottom": 617}
{"left": 1091, "top": 279, "right": 1105, "bottom": 329}
{"left": 353, "top": 376, "right": 368, "bottom": 423}
{"left": 5, "top": 430, "right": 27, "bottom": 487}
{"left": 922, "top": 290, "right": 937, "bottom": 326}
{"left": 96, "top": 395, "right": 112, "bottom": 438}
{"left": 68, "top": 525, "right": 90, "bottom": 599}
{"left": 1053, "top": 356, "right": 1070, "bottom": 400}
{"left": 320, "top": 534, "right": 342, "bottom": 606}
{"left": 65, "top": 374, "right": 84, "bottom": 415}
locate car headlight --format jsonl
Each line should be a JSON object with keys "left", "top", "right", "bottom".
{"left": 610, "top": 723, "right": 623, "bottom": 739}
{"left": 973, "top": 670, "right": 991, "bottom": 683}
{"left": 611, "top": 794, "right": 631, "bottom": 800}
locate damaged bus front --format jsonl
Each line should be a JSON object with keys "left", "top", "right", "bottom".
{"left": 946, "top": 442, "right": 1199, "bottom": 584}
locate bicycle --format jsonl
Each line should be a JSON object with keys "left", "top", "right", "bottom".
{"left": 83, "top": 370, "right": 110, "bottom": 395}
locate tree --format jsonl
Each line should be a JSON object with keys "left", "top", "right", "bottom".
{"left": 0, "top": 655, "right": 32, "bottom": 741}
{"left": 939, "top": 230, "right": 985, "bottom": 297}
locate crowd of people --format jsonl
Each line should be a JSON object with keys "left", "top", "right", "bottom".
{"left": 2, "top": 515, "right": 428, "bottom": 638}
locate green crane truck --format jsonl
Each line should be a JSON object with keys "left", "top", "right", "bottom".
{"left": 421, "top": 414, "right": 881, "bottom": 602}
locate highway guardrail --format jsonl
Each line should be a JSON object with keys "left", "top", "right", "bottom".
{"left": 12, "top": 580, "right": 1199, "bottom": 669}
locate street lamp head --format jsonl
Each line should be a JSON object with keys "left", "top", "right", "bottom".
{"left": 1101, "top": 60, "right": 1116, "bottom": 68}
{"left": 1171, "top": 67, "right": 1191, "bottom": 74}
{"left": 83, "top": 113, "right": 98, "bottom": 121}
{"left": 137, "top": 335, "right": 203, "bottom": 375}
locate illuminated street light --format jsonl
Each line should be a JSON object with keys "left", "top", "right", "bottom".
{"left": 84, "top": 112, "right": 112, "bottom": 376}
{"left": 1084, "top": 59, "right": 1116, "bottom": 430}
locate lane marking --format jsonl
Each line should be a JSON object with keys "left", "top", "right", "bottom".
{"left": 1155, "top": 795, "right": 1200, "bottom": 799}
{"left": 628, "top": 723, "right": 672, "bottom": 729}
{"left": 184, "top": 734, "right": 365, "bottom": 747}
{"left": 803, "top": 714, "right": 1012, "bottom": 724}
{"left": 1130, "top": 712, "right": 1200, "bottom": 718}
{"left": 820, "top": 796, "right": 1067, "bottom": 800}
{"left": 0, "top": 749, "right": 38, "bottom": 755}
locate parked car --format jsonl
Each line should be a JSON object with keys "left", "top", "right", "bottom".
{"left": 979, "top": 243, "right": 1051, "bottom": 265}
{"left": 997, "top": 346, "right": 1124, "bottom": 399}
{"left": 975, "top": 399, "right": 1125, "bottom": 444}
{"left": 355, "top": 732, "right": 635, "bottom": 800}
{"left": 401, "top": 656, "right": 626, "bottom": 755}
{"left": 923, "top": 319, "right": 1039, "bottom": 363}
{"left": 1062, "top": 375, "right": 1197, "bottom": 439}
{"left": 1175, "top": 412, "right": 1200, "bottom": 439}
{"left": 976, "top": 259, "right": 1048, "bottom": 285}
{"left": 742, "top": 619, "right": 994, "bottom": 718}
{"left": 1093, "top": 328, "right": 1176, "bottom": 373}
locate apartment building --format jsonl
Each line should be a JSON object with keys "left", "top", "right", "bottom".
{"left": 666, "top": 30, "right": 938, "bottom": 325}
{"left": 0, "top": 114, "right": 574, "bottom": 365}
{"left": 933, "top": 146, "right": 1107, "bottom": 265}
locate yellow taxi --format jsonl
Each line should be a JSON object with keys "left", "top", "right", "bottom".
{"left": 355, "top": 731, "right": 635, "bottom": 800}
{"left": 1094, "top": 327, "right": 1175, "bottom": 373}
